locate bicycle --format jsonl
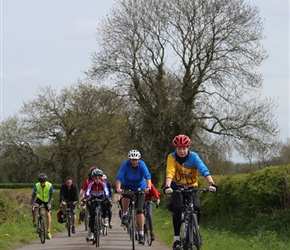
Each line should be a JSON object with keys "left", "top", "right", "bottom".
{"left": 120, "top": 189, "right": 145, "bottom": 250}
{"left": 84, "top": 197, "right": 106, "bottom": 248}
{"left": 62, "top": 201, "right": 75, "bottom": 237}
{"left": 32, "top": 204, "right": 46, "bottom": 244}
{"left": 173, "top": 187, "right": 210, "bottom": 250}
{"left": 143, "top": 200, "right": 158, "bottom": 246}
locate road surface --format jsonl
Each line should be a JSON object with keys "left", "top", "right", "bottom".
{"left": 14, "top": 201, "right": 171, "bottom": 250}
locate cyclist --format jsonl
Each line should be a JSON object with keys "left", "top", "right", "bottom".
{"left": 163, "top": 134, "right": 218, "bottom": 250}
{"left": 60, "top": 176, "right": 79, "bottom": 234}
{"left": 84, "top": 168, "right": 110, "bottom": 241}
{"left": 116, "top": 149, "right": 152, "bottom": 245}
{"left": 144, "top": 182, "right": 160, "bottom": 240}
{"left": 102, "top": 174, "right": 113, "bottom": 228}
{"left": 30, "top": 173, "right": 54, "bottom": 240}
{"left": 79, "top": 166, "right": 97, "bottom": 223}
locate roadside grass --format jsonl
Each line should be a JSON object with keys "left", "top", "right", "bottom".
{"left": 2, "top": 189, "right": 290, "bottom": 250}
{"left": 153, "top": 204, "right": 290, "bottom": 250}
{"left": 0, "top": 189, "right": 69, "bottom": 250}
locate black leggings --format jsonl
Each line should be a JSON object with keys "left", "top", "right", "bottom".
{"left": 168, "top": 191, "right": 200, "bottom": 236}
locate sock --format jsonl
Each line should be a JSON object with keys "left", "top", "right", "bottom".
{"left": 174, "top": 236, "right": 180, "bottom": 241}
{"left": 139, "top": 231, "right": 144, "bottom": 235}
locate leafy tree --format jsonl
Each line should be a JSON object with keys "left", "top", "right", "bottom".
{"left": 1, "top": 82, "right": 128, "bottom": 185}
{"left": 0, "top": 116, "right": 41, "bottom": 182}
{"left": 87, "top": 0, "right": 280, "bottom": 178}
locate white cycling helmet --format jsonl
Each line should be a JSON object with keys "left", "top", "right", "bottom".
{"left": 102, "top": 174, "right": 107, "bottom": 180}
{"left": 128, "top": 150, "right": 141, "bottom": 159}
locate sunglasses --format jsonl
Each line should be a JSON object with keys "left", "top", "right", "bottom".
{"left": 94, "top": 176, "right": 102, "bottom": 178}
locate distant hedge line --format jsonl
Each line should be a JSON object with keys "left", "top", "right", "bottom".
{"left": 198, "top": 164, "right": 290, "bottom": 217}
{"left": 0, "top": 183, "right": 61, "bottom": 189}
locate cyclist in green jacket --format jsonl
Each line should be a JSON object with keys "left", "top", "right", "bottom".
{"left": 30, "top": 173, "right": 54, "bottom": 239}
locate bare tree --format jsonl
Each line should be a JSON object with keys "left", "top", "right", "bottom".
{"left": 86, "top": 0, "right": 280, "bottom": 175}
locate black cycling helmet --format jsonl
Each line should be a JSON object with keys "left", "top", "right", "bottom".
{"left": 38, "top": 173, "right": 48, "bottom": 183}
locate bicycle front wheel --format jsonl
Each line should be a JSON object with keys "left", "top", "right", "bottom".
{"left": 94, "top": 211, "right": 101, "bottom": 247}
{"left": 67, "top": 214, "right": 71, "bottom": 237}
{"left": 188, "top": 213, "right": 201, "bottom": 250}
{"left": 130, "top": 208, "right": 135, "bottom": 250}
{"left": 38, "top": 217, "right": 46, "bottom": 244}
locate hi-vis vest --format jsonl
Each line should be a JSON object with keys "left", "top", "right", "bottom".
{"left": 36, "top": 182, "right": 52, "bottom": 202}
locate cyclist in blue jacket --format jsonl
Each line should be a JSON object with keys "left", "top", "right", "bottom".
{"left": 116, "top": 149, "right": 152, "bottom": 245}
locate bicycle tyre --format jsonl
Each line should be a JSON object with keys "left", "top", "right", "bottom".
{"left": 38, "top": 217, "right": 46, "bottom": 244}
{"left": 96, "top": 210, "right": 102, "bottom": 247}
{"left": 67, "top": 214, "right": 71, "bottom": 237}
{"left": 145, "top": 213, "right": 152, "bottom": 246}
{"left": 186, "top": 212, "right": 200, "bottom": 250}
{"left": 191, "top": 213, "right": 201, "bottom": 250}
{"left": 130, "top": 207, "right": 135, "bottom": 250}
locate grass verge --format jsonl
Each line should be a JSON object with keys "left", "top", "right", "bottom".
{"left": 153, "top": 203, "right": 290, "bottom": 250}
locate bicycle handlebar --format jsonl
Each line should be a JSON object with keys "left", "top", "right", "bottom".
{"left": 173, "top": 187, "right": 210, "bottom": 194}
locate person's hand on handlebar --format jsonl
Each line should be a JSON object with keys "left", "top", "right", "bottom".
{"left": 209, "top": 182, "right": 218, "bottom": 192}
{"left": 163, "top": 186, "right": 173, "bottom": 194}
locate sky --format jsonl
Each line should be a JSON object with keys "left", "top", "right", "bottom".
{"left": 0, "top": 0, "right": 289, "bottom": 161}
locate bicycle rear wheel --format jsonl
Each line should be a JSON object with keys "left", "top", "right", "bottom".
{"left": 38, "top": 217, "right": 46, "bottom": 244}
{"left": 144, "top": 213, "right": 152, "bottom": 246}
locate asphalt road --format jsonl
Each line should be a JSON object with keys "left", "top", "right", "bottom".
{"left": 14, "top": 201, "right": 171, "bottom": 250}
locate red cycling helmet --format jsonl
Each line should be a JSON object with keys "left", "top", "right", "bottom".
{"left": 172, "top": 134, "right": 191, "bottom": 147}
{"left": 88, "top": 166, "right": 98, "bottom": 177}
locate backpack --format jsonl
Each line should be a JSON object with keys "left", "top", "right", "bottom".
{"left": 57, "top": 209, "right": 66, "bottom": 223}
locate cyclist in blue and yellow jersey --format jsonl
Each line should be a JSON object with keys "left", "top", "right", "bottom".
{"left": 116, "top": 149, "right": 152, "bottom": 245}
{"left": 164, "top": 135, "right": 218, "bottom": 250}
{"left": 30, "top": 173, "right": 54, "bottom": 239}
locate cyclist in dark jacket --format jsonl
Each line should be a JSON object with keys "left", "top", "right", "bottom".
{"left": 60, "top": 176, "right": 79, "bottom": 234}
